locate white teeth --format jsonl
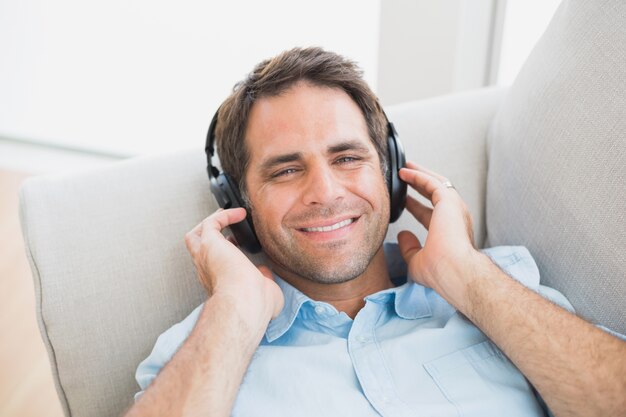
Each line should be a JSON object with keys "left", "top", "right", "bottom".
{"left": 303, "top": 218, "right": 354, "bottom": 232}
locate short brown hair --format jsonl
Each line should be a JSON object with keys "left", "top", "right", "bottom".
{"left": 215, "top": 47, "right": 388, "bottom": 204}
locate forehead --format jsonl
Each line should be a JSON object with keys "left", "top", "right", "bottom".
{"left": 244, "top": 82, "right": 373, "bottom": 165}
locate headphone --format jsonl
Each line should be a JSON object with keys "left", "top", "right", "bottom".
{"left": 205, "top": 108, "right": 407, "bottom": 254}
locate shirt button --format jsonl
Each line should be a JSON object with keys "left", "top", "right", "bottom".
{"left": 314, "top": 305, "right": 326, "bottom": 315}
{"left": 356, "top": 335, "right": 370, "bottom": 343}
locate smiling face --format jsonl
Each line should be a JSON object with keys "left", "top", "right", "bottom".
{"left": 244, "top": 81, "right": 390, "bottom": 285}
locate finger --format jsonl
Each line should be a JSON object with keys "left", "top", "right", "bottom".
{"left": 185, "top": 220, "right": 208, "bottom": 253}
{"left": 200, "top": 207, "right": 247, "bottom": 242}
{"left": 188, "top": 207, "right": 224, "bottom": 238}
{"left": 399, "top": 167, "right": 441, "bottom": 201}
{"left": 405, "top": 195, "right": 433, "bottom": 229}
{"left": 405, "top": 161, "right": 447, "bottom": 182}
{"left": 397, "top": 231, "right": 422, "bottom": 264}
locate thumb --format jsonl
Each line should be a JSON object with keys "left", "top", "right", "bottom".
{"left": 397, "top": 231, "right": 422, "bottom": 264}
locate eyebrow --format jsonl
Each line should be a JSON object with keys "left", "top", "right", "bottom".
{"left": 327, "top": 140, "right": 371, "bottom": 155}
{"left": 259, "top": 152, "right": 303, "bottom": 173}
{"left": 258, "top": 140, "right": 372, "bottom": 173}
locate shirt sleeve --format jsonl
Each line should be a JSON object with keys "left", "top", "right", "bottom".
{"left": 536, "top": 284, "right": 576, "bottom": 313}
{"left": 481, "top": 246, "right": 575, "bottom": 313}
{"left": 596, "top": 324, "right": 626, "bottom": 341}
{"left": 134, "top": 303, "right": 205, "bottom": 402}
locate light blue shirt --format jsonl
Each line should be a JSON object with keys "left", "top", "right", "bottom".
{"left": 134, "top": 245, "right": 578, "bottom": 416}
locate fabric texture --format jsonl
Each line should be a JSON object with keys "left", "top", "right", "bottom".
{"left": 135, "top": 244, "right": 572, "bottom": 417}
{"left": 19, "top": 88, "right": 503, "bottom": 417}
{"left": 485, "top": 0, "right": 626, "bottom": 333}
{"left": 20, "top": 151, "right": 216, "bottom": 417}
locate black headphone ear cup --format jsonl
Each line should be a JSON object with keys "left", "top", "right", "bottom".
{"left": 387, "top": 124, "right": 407, "bottom": 223}
{"left": 206, "top": 109, "right": 262, "bottom": 253}
{"left": 209, "top": 173, "right": 262, "bottom": 253}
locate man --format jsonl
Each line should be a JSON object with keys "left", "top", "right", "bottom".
{"left": 125, "top": 48, "right": 626, "bottom": 417}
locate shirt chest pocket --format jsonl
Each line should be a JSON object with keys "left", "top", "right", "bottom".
{"left": 423, "top": 341, "right": 546, "bottom": 417}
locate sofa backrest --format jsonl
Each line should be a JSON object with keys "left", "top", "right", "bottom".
{"left": 486, "top": 0, "right": 626, "bottom": 333}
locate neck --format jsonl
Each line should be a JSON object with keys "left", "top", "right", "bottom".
{"left": 270, "top": 246, "right": 393, "bottom": 319}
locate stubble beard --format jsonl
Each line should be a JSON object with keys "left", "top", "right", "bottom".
{"left": 250, "top": 202, "right": 390, "bottom": 285}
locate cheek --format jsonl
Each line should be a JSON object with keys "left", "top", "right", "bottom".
{"left": 251, "top": 191, "right": 293, "bottom": 231}
{"left": 348, "top": 169, "right": 389, "bottom": 207}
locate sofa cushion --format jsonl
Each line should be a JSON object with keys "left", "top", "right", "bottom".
{"left": 486, "top": 0, "right": 626, "bottom": 333}
{"left": 20, "top": 151, "right": 214, "bottom": 417}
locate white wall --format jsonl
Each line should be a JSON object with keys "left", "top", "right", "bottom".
{"left": 497, "top": 0, "right": 562, "bottom": 86}
{"left": 0, "top": 0, "right": 380, "bottom": 157}
{"left": 1, "top": 0, "right": 562, "bottom": 161}
{"left": 377, "top": 0, "right": 496, "bottom": 105}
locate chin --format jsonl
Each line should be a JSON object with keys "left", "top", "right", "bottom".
{"left": 266, "top": 242, "right": 376, "bottom": 285}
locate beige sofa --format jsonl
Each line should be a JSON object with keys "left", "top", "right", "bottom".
{"left": 19, "top": 0, "right": 626, "bottom": 416}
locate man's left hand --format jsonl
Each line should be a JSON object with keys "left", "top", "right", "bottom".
{"left": 397, "top": 161, "right": 480, "bottom": 307}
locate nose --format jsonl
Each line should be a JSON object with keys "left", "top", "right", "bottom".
{"left": 301, "top": 161, "right": 346, "bottom": 206}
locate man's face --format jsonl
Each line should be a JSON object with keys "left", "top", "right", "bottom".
{"left": 244, "top": 81, "right": 390, "bottom": 284}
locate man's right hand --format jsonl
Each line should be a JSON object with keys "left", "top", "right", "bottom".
{"left": 126, "top": 208, "right": 284, "bottom": 417}
{"left": 184, "top": 207, "right": 284, "bottom": 324}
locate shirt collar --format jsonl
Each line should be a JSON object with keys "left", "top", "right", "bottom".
{"left": 265, "top": 243, "right": 432, "bottom": 343}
